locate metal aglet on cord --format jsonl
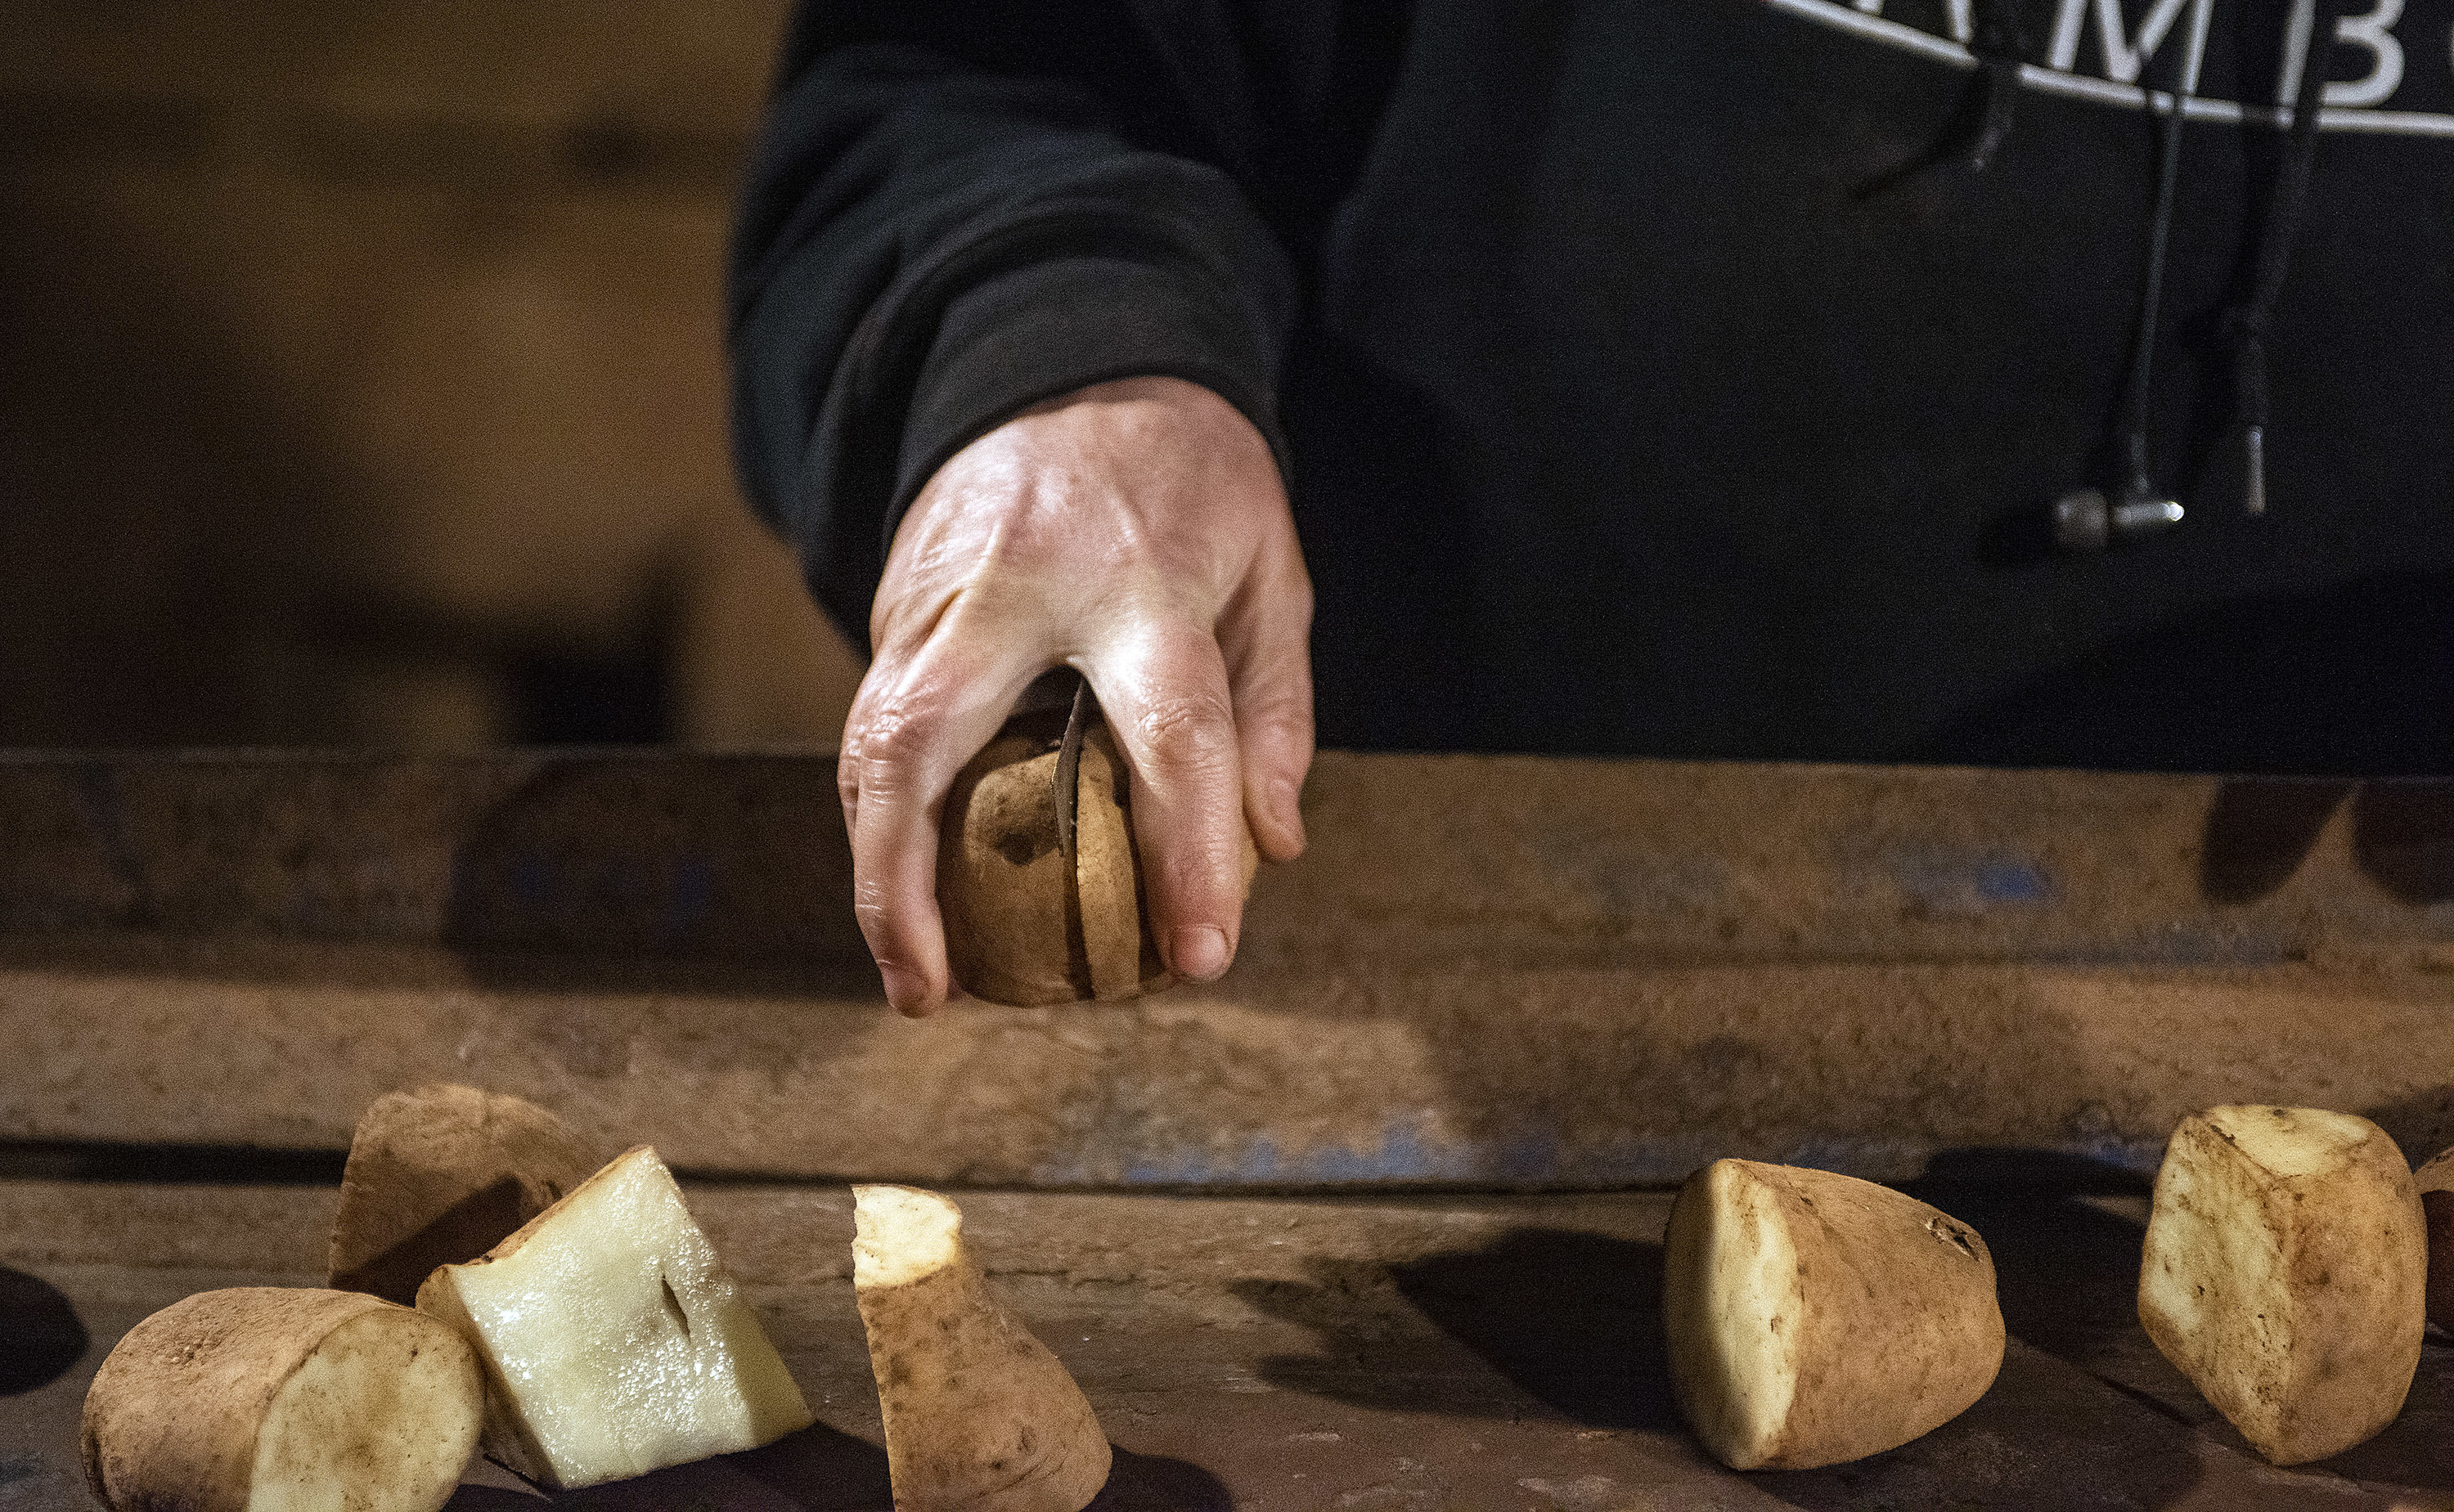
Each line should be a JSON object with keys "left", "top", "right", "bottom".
{"left": 2056, "top": 0, "right": 2213, "bottom": 553}
{"left": 2052, "top": 489, "right": 2185, "bottom": 553}
{"left": 2244, "top": 423, "right": 2267, "bottom": 517}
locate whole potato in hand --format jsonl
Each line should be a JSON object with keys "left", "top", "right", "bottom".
{"left": 940, "top": 700, "right": 1256, "bottom": 1006}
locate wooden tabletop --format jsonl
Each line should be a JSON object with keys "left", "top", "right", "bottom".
{"left": 8, "top": 1173, "right": 2454, "bottom": 1510}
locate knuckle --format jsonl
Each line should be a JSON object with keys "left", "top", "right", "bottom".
{"left": 1234, "top": 655, "right": 1315, "bottom": 738}
{"left": 1134, "top": 692, "right": 1238, "bottom": 771}
{"left": 1244, "top": 699, "right": 1315, "bottom": 754}
{"left": 851, "top": 902, "right": 901, "bottom": 958}
{"left": 844, "top": 693, "right": 943, "bottom": 776}
{"left": 850, "top": 883, "right": 919, "bottom": 953}
{"left": 1155, "top": 841, "right": 1243, "bottom": 908}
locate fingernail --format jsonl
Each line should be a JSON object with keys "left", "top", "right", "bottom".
{"left": 879, "top": 965, "right": 928, "bottom": 1015}
{"left": 1172, "top": 926, "right": 1232, "bottom": 982}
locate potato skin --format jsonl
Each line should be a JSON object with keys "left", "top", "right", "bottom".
{"left": 328, "top": 1084, "right": 600, "bottom": 1305}
{"left": 2411, "top": 1143, "right": 2454, "bottom": 1330}
{"left": 939, "top": 726, "right": 1086, "bottom": 1006}
{"left": 856, "top": 1186, "right": 1111, "bottom": 1512}
{"left": 940, "top": 711, "right": 1252, "bottom": 1007}
{"left": 1072, "top": 725, "right": 1168, "bottom": 999}
{"left": 1664, "top": 1160, "right": 2004, "bottom": 1471}
{"left": 81, "top": 1287, "right": 479, "bottom": 1512}
{"left": 2139, "top": 1106, "right": 2424, "bottom": 1465}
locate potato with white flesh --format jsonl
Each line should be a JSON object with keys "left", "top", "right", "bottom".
{"left": 1663, "top": 1159, "right": 2004, "bottom": 1471}
{"left": 855, "top": 1184, "right": 1112, "bottom": 1512}
{"left": 416, "top": 1145, "right": 811, "bottom": 1490}
{"left": 2139, "top": 1106, "right": 2425, "bottom": 1465}
{"left": 328, "top": 1083, "right": 602, "bottom": 1305}
{"left": 82, "top": 1287, "right": 480, "bottom": 1512}
{"left": 2410, "top": 1142, "right": 2454, "bottom": 1330}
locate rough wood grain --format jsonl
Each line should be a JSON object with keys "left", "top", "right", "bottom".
{"left": 0, "top": 753, "right": 2448, "bottom": 1184}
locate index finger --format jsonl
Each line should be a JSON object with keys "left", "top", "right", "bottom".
{"left": 839, "top": 631, "right": 1040, "bottom": 1016}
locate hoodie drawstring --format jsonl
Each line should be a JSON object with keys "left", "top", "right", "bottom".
{"left": 1965, "top": 0, "right": 2029, "bottom": 173}
{"left": 2056, "top": 0, "right": 2213, "bottom": 550}
{"left": 2058, "top": 0, "right": 2337, "bottom": 550}
{"left": 2227, "top": 0, "right": 2344, "bottom": 518}
{"left": 1854, "top": 0, "right": 2030, "bottom": 195}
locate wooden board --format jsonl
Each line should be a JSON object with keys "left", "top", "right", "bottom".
{"left": 1, "top": 752, "right": 2447, "bottom": 1184}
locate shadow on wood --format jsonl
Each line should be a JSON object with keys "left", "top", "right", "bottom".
{"left": 0, "top": 1266, "right": 86, "bottom": 1396}
{"left": 443, "top": 1420, "right": 889, "bottom": 1509}
{"left": 1085, "top": 1447, "right": 1234, "bottom": 1511}
{"left": 1238, "top": 1228, "right": 1675, "bottom": 1431}
{"left": 437, "top": 1427, "right": 1225, "bottom": 1511}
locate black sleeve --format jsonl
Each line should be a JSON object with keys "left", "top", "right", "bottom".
{"left": 726, "top": 6, "right": 1301, "bottom": 639}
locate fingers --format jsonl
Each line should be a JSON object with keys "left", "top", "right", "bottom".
{"left": 1089, "top": 626, "right": 1250, "bottom": 983}
{"left": 839, "top": 614, "right": 1040, "bottom": 1016}
{"left": 1221, "top": 555, "right": 1315, "bottom": 864}
{"left": 843, "top": 374, "right": 1315, "bottom": 1007}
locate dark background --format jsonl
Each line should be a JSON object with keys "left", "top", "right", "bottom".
{"left": 0, "top": 1, "right": 865, "bottom": 750}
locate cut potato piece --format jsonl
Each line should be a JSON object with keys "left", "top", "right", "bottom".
{"left": 938, "top": 722, "right": 1077, "bottom": 1007}
{"left": 329, "top": 1083, "right": 602, "bottom": 1305}
{"left": 82, "top": 1286, "right": 480, "bottom": 1512}
{"left": 2139, "top": 1106, "right": 2424, "bottom": 1465}
{"left": 416, "top": 1145, "right": 811, "bottom": 1489}
{"left": 2410, "top": 1142, "right": 2454, "bottom": 1331}
{"left": 1072, "top": 724, "right": 1162, "bottom": 1000}
{"left": 937, "top": 707, "right": 1252, "bottom": 1006}
{"left": 855, "top": 1184, "right": 1111, "bottom": 1512}
{"left": 1663, "top": 1159, "right": 2004, "bottom": 1471}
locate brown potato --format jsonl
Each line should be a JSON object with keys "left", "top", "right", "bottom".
{"left": 854, "top": 1184, "right": 1111, "bottom": 1512}
{"left": 2411, "top": 1141, "right": 2454, "bottom": 1330}
{"left": 2139, "top": 1105, "right": 2425, "bottom": 1465}
{"left": 938, "top": 706, "right": 1254, "bottom": 1006}
{"left": 82, "top": 1286, "right": 481, "bottom": 1512}
{"left": 1072, "top": 723, "right": 1159, "bottom": 1000}
{"left": 327, "top": 1083, "right": 601, "bottom": 1305}
{"left": 1663, "top": 1159, "right": 2004, "bottom": 1471}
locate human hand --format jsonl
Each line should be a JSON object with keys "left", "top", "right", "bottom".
{"left": 839, "top": 375, "right": 1314, "bottom": 1016}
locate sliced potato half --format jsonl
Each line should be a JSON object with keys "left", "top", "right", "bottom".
{"left": 417, "top": 1145, "right": 811, "bottom": 1489}
{"left": 1664, "top": 1159, "right": 2004, "bottom": 1470}
{"left": 855, "top": 1183, "right": 1112, "bottom": 1512}
{"left": 2139, "top": 1106, "right": 2424, "bottom": 1465}
{"left": 329, "top": 1083, "right": 601, "bottom": 1305}
{"left": 82, "top": 1286, "right": 482, "bottom": 1512}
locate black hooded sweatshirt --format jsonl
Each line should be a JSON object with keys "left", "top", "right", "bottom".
{"left": 728, "top": 0, "right": 2454, "bottom": 772}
